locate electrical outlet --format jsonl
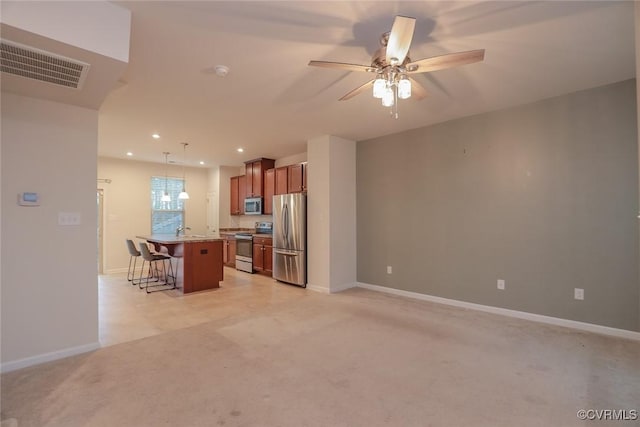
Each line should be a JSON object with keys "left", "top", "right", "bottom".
{"left": 386, "top": 266, "right": 392, "bottom": 275}
{"left": 497, "top": 279, "right": 505, "bottom": 290}
{"left": 574, "top": 288, "right": 584, "bottom": 300}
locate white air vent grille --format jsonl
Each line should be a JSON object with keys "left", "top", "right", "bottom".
{"left": 0, "top": 40, "right": 90, "bottom": 89}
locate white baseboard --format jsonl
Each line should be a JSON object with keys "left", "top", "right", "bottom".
{"left": 1, "top": 342, "right": 100, "bottom": 373}
{"left": 306, "top": 282, "right": 356, "bottom": 294}
{"left": 356, "top": 282, "right": 640, "bottom": 341}
{"left": 330, "top": 282, "right": 357, "bottom": 294}
{"left": 306, "top": 283, "right": 330, "bottom": 294}
{"left": 105, "top": 267, "right": 129, "bottom": 274}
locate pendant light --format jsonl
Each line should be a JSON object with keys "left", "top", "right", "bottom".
{"left": 161, "top": 152, "right": 171, "bottom": 202}
{"left": 178, "top": 142, "right": 190, "bottom": 200}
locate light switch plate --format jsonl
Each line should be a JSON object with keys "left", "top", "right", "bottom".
{"left": 58, "top": 212, "right": 81, "bottom": 226}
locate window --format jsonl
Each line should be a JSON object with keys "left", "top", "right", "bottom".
{"left": 151, "top": 176, "right": 185, "bottom": 234}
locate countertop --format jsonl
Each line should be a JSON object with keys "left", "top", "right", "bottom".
{"left": 137, "top": 234, "right": 224, "bottom": 244}
{"left": 219, "top": 231, "right": 273, "bottom": 239}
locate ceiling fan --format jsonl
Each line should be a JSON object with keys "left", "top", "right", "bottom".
{"left": 309, "top": 15, "right": 485, "bottom": 118}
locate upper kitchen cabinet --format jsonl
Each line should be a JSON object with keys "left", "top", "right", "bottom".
{"left": 275, "top": 166, "right": 288, "bottom": 195}
{"left": 245, "top": 158, "right": 275, "bottom": 198}
{"left": 230, "top": 175, "right": 246, "bottom": 215}
{"left": 288, "top": 162, "right": 307, "bottom": 193}
{"left": 264, "top": 168, "right": 275, "bottom": 215}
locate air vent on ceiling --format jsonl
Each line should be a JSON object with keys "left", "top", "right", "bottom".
{"left": 0, "top": 39, "right": 90, "bottom": 90}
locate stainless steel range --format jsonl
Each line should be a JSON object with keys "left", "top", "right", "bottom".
{"left": 235, "top": 222, "right": 272, "bottom": 274}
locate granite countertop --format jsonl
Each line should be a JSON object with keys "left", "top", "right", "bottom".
{"left": 218, "top": 230, "right": 273, "bottom": 239}
{"left": 137, "top": 234, "right": 224, "bottom": 244}
{"left": 219, "top": 231, "right": 243, "bottom": 236}
{"left": 219, "top": 228, "right": 254, "bottom": 237}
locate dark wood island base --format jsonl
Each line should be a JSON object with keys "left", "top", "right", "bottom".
{"left": 137, "top": 235, "right": 224, "bottom": 294}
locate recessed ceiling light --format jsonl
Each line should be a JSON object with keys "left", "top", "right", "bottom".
{"left": 199, "top": 161, "right": 205, "bottom": 165}
{"left": 152, "top": 133, "right": 160, "bottom": 139}
{"left": 126, "top": 152, "right": 133, "bottom": 156}
{"left": 237, "top": 148, "right": 244, "bottom": 153}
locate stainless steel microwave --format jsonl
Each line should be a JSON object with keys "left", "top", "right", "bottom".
{"left": 244, "top": 197, "right": 262, "bottom": 215}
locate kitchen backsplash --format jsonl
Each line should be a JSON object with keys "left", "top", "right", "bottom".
{"left": 229, "top": 214, "right": 273, "bottom": 229}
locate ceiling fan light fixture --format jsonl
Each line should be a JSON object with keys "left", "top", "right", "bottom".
{"left": 162, "top": 151, "right": 171, "bottom": 202}
{"left": 373, "top": 77, "right": 386, "bottom": 98}
{"left": 382, "top": 86, "right": 394, "bottom": 107}
{"left": 179, "top": 142, "right": 190, "bottom": 200}
{"left": 398, "top": 76, "right": 411, "bottom": 99}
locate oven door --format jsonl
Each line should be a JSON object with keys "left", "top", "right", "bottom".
{"left": 235, "top": 236, "right": 253, "bottom": 273}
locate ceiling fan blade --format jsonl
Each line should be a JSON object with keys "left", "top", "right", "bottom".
{"left": 308, "top": 60, "right": 372, "bottom": 73}
{"left": 406, "top": 49, "right": 485, "bottom": 74}
{"left": 386, "top": 16, "right": 416, "bottom": 65}
{"left": 408, "top": 77, "right": 427, "bottom": 100}
{"left": 339, "top": 80, "right": 375, "bottom": 101}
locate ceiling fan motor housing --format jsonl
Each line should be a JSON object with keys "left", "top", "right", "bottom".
{"left": 372, "top": 45, "right": 411, "bottom": 70}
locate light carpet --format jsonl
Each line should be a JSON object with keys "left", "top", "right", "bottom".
{"left": 2, "top": 287, "right": 639, "bottom": 426}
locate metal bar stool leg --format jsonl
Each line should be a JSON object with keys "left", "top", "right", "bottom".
{"left": 139, "top": 243, "right": 176, "bottom": 293}
{"left": 126, "top": 239, "right": 143, "bottom": 285}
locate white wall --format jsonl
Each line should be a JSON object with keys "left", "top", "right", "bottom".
{"left": 97, "top": 157, "right": 210, "bottom": 273}
{"left": 636, "top": 2, "right": 640, "bottom": 332}
{"left": 207, "top": 167, "right": 220, "bottom": 233}
{"left": 218, "top": 165, "right": 243, "bottom": 228}
{"left": 275, "top": 152, "right": 307, "bottom": 168}
{"left": 307, "top": 135, "right": 357, "bottom": 293}
{"left": 329, "top": 138, "right": 357, "bottom": 291}
{"left": 1, "top": 93, "right": 99, "bottom": 370}
{"left": 1, "top": 1, "right": 131, "bottom": 62}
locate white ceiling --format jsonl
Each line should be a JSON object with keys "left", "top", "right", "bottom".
{"left": 91, "top": 1, "right": 637, "bottom": 167}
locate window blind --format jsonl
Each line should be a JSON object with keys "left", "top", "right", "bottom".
{"left": 151, "top": 176, "right": 185, "bottom": 234}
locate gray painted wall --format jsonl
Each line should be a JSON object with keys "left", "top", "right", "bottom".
{"left": 357, "top": 79, "right": 639, "bottom": 332}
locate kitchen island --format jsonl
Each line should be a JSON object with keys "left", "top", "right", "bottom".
{"left": 136, "top": 234, "right": 224, "bottom": 293}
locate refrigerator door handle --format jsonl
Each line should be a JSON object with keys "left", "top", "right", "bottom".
{"left": 274, "top": 249, "right": 298, "bottom": 256}
{"left": 283, "top": 203, "right": 289, "bottom": 241}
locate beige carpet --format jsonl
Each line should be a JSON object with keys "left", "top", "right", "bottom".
{"left": 2, "top": 286, "right": 639, "bottom": 427}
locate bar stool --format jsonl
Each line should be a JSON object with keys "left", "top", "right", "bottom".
{"left": 138, "top": 242, "right": 176, "bottom": 293}
{"left": 125, "top": 239, "right": 141, "bottom": 285}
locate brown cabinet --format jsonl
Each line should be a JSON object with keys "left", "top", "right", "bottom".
{"left": 183, "top": 241, "right": 224, "bottom": 293}
{"left": 252, "top": 236, "right": 273, "bottom": 276}
{"left": 275, "top": 166, "right": 288, "bottom": 195}
{"left": 264, "top": 168, "right": 275, "bottom": 215}
{"left": 288, "top": 163, "right": 306, "bottom": 193}
{"left": 222, "top": 235, "right": 236, "bottom": 267}
{"left": 245, "top": 158, "right": 275, "bottom": 198}
{"left": 230, "top": 175, "right": 246, "bottom": 215}
{"left": 238, "top": 175, "right": 246, "bottom": 214}
{"left": 234, "top": 160, "right": 305, "bottom": 215}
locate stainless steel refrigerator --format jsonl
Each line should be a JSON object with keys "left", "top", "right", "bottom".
{"left": 272, "top": 193, "right": 306, "bottom": 287}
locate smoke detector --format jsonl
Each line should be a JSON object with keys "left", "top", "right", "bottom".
{"left": 214, "top": 65, "right": 229, "bottom": 77}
